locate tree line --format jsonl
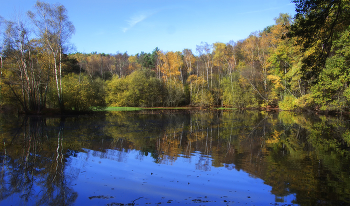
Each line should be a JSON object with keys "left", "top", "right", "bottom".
{"left": 1, "top": 0, "right": 350, "bottom": 114}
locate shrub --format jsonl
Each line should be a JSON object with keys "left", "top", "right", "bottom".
{"left": 278, "top": 95, "right": 298, "bottom": 111}
{"left": 52, "top": 73, "right": 106, "bottom": 111}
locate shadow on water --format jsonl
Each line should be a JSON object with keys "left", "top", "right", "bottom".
{"left": 0, "top": 111, "right": 350, "bottom": 205}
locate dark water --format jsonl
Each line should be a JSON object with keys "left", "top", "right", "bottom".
{"left": 0, "top": 110, "right": 350, "bottom": 205}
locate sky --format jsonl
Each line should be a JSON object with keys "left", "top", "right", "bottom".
{"left": 1, "top": 0, "right": 296, "bottom": 55}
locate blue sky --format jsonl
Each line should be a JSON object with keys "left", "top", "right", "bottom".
{"left": 1, "top": 0, "right": 296, "bottom": 55}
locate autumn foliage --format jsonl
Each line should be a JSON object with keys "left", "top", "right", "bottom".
{"left": 1, "top": 1, "right": 350, "bottom": 113}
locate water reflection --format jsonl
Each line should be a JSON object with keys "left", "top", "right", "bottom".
{"left": 0, "top": 116, "right": 77, "bottom": 205}
{"left": 0, "top": 111, "right": 349, "bottom": 205}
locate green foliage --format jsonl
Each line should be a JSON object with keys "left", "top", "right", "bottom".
{"left": 343, "top": 130, "right": 350, "bottom": 146}
{"left": 278, "top": 95, "right": 298, "bottom": 111}
{"left": 289, "top": 0, "right": 350, "bottom": 83}
{"left": 0, "top": 68, "right": 21, "bottom": 109}
{"left": 105, "top": 74, "right": 127, "bottom": 106}
{"left": 221, "top": 74, "right": 258, "bottom": 109}
{"left": 64, "top": 74, "right": 106, "bottom": 111}
{"left": 189, "top": 76, "right": 214, "bottom": 107}
{"left": 191, "top": 88, "right": 213, "bottom": 107}
{"left": 164, "top": 80, "right": 186, "bottom": 107}
{"left": 136, "top": 48, "right": 159, "bottom": 69}
{"left": 4, "top": 1, "right": 350, "bottom": 113}
{"left": 105, "top": 69, "right": 165, "bottom": 107}
{"left": 311, "top": 26, "right": 350, "bottom": 111}
{"left": 48, "top": 73, "right": 106, "bottom": 111}
{"left": 277, "top": 111, "right": 299, "bottom": 126}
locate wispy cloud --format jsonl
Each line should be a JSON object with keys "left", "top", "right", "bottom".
{"left": 122, "top": 14, "right": 148, "bottom": 32}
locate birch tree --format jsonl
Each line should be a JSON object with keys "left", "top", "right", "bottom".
{"left": 196, "top": 42, "right": 213, "bottom": 89}
{"left": 28, "top": 1, "right": 75, "bottom": 112}
{"left": 2, "top": 18, "right": 50, "bottom": 113}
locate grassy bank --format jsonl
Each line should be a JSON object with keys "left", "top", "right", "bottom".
{"left": 102, "top": 107, "right": 143, "bottom": 111}
{"left": 96, "top": 107, "right": 196, "bottom": 112}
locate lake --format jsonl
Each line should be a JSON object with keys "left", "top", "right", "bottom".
{"left": 0, "top": 110, "right": 349, "bottom": 205}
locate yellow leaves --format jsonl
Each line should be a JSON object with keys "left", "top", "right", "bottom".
{"left": 128, "top": 55, "right": 137, "bottom": 63}
{"left": 268, "top": 24, "right": 288, "bottom": 47}
{"left": 266, "top": 130, "right": 281, "bottom": 144}
{"left": 279, "top": 95, "right": 298, "bottom": 110}
{"left": 238, "top": 76, "right": 249, "bottom": 86}
{"left": 190, "top": 75, "right": 207, "bottom": 86}
{"left": 128, "top": 55, "right": 141, "bottom": 72}
{"left": 212, "top": 42, "right": 237, "bottom": 73}
{"left": 158, "top": 51, "right": 182, "bottom": 81}
{"left": 303, "top": 39, "right": 323, "bottom": 58}
{"left": 294, "top": 94, "right": 313, "bottom": 109}
{"left": 186, "top": 74, "right": 199, "bottom": 83}
{"left": 157, "top": 133, "right": 182, "bottom": 162}
{"left": 267, "top": 74, "right": 283, "bottom": 89}
{"left": 212, "top": 42, "right": 227, "bottom": 67}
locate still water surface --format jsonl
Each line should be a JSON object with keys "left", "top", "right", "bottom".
{"left": 0, "top": 110, "right": 349, "bottom": 205}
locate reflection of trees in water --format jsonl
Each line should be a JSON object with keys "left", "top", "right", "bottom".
{"left": 261, "top": 112, "right": 350, "bottom": 205}
{"left": 80, "top": 148, "right": 131, "bottom": 163}
{"left": 102, "top": 111, "right": 272, "bottom": 171}
{"left": 0, "top": 116, "right": 77, "bottom": 205}
{"left": 103, "top": 111, "right": 350, "bottom": 205}
{"left": 103, "top": 111, "right": 271, "bottom": 167}
{"left": 195, "top": 154, "right": 211, "bottom": 171}
{"left": 1, "top": 111, "right": 349, "bottom": 205}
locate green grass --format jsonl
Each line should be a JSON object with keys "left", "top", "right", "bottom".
{"left": 92, "top": 107, "right": 142, "bottom": 111}
{"left": 104, "top": 107, "right": 143, "bottom": 111}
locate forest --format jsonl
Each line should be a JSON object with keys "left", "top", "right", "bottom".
{"left": 0, "top": 0, "right": 350, "bottom": 114}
